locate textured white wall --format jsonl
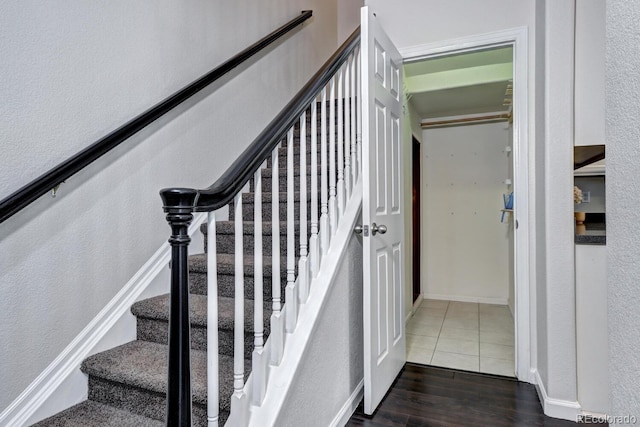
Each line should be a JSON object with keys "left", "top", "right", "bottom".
{"left": 540, "top": 0, "right": 577, "bottom": 403}
{"left": 275, "top": 234, "right": 363, "bottom": 426}
{"left": 338, "top": 0, "right": 364, "bottom": 43}
{"left": 364, "top": 0, "right": 535, "bottom": 50}
{"left": 606, "top": 0, "right": 640, "bottom": 423}
{"left": 533, "top": 0, "right": 546, "bottom": 389}
{"left": 0, "top": 0, "right": 339, "bottom": 410}
{"left": 574, "top": 0, "right": 605, "bottom": 147}
{"left": 422, "top": 123, "right": 511, "bottom": 303}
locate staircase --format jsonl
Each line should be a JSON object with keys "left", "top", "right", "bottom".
{"left": 30, "top": 28, "right": 361, "bottom": 426}
{"left": 32, "top": 118, "right": 328, "bottom": 427}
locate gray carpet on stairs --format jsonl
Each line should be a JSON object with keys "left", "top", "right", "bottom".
{"left": 33, "top": 400, "right": 163, "bottom": 426}
{"left": 33, "top": 121, "right": 322, "bottom": 425}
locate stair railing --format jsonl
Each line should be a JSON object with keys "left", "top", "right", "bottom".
{"left": 160, "top": 28, "right": 361, "bottom": 427}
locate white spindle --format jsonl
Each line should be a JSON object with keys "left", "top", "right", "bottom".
{"left": 298, "top": 113, "right": 310, "bottom": 303}
{"left": 350, "top": 50, "right": 358, "bottom": 185}
{"left": 329, "top": 77, "right": 338, "bottom": 235}
{"left": 337, "top": 65, "right": 345, "bottom": 219}
{"left": 344, "top": 56, "right": 352, "bottom": 199}
{"left": 230, "top": 193, "right": 247, "bottom": 424}
{"left": 207, "top": 212, "right": 219, "bottom": 427}
{"left": 310, "top": 99, "right": 320, "bottom": 278}
{"left": 252, "top": 168, "right": 266, "bottom": 405}
{"left": 320, "top": 87, "right": 329, "bottom": 257}
{"left": 285, "top": 128, "right": 298, "bottom": 332}
{"left": 270, "top": 143, "right": 284, "bottom": 365}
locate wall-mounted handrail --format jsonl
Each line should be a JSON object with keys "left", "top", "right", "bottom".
{"left": 0, "top": 10, "right": 313, "bottom": 224}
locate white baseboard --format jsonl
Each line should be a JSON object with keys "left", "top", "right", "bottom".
{"left": 423, "top": 293, "right": 508, "bottom": 306}
{"left": 330, "top": 379, "right": 364, "bottom": 427}
{"left": 532, "top": 369, "right": 581, "bottom": 422}
{"left": 0, "top": 213, "right": 206, "bottom": 426}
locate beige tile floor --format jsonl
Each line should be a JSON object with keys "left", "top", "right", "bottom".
{"left": 406, "top": 299, "right": 515, "bottom": 376}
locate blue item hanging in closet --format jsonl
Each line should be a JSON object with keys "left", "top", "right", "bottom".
{"left": 501, "top": 192, "right": 513, "bottom": 222}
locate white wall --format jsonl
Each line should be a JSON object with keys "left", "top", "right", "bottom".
{"left": 0, "top": 0, "right": 340, "bottom": 410}
{"left": 574, "top": 0, "right": 605, "bottom": 147}
{"left": 575, "top": 244, "right": 608, "bottom": 415}
{"left": 606, "top": 0, "right": 640, "bottom": 423}
{"left": 422, "top": 122, "right": 510, "bottom": 303}
{"left": 364, "top": 0, "right": 535, "bottom": 51}
{"left": 540, "top": 0, "right": 578, "bottom": 407}
{"left": 275, "top": 234, "right": 363, "bottom": 426}
{"left": 338, "top": 0, "right": 364, "bottom": 43}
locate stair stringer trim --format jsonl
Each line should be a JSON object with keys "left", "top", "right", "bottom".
{"left": 246, "top": 179, "right": 363, "bottom": 427}
{"left": 0, "top": 213, "right": 207, "bottom": 426}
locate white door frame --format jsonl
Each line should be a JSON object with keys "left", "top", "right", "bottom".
{"left": 399, "top": 27, "right": 533, "bottom": 383}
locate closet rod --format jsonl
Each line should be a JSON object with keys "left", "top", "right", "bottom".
{"left": 421, "top": 113, "right": 511, "bottom": 129}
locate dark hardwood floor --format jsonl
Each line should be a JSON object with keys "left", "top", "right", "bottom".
{"left": 347, "top": 363, "right": 606, "bottom": 427}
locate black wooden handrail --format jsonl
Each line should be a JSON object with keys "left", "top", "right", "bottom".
{"left": 0, "top": 10, "right": 313, "bottom": 224}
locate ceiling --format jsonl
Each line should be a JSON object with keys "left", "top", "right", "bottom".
{"left": 404, "top": 46, "right": 514, "bottom": 120}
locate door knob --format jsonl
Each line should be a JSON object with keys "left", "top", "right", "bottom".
{"left": 371, "top": 223, "right": 387, "bottom": 236}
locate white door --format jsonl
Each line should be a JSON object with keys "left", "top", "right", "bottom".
{"left": 360, "top": 6, "right": 406, "bottom": 415}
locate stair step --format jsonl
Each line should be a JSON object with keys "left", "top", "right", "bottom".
{"left": 268, "top": 145, "right": 341, "bottom": 168}
{"left": 33, "top": 400, "right": 163, "bottom": 426}
{"left": 249, "top": 166, "right": 320, "bottom": 193}
{"left": 201, "top": 220, "right": 308, "bottom": 255}
{"left": 81, "top": 340, "right": 247, "bottom": 426}
{"left": 189, "top": 253, "right": 291, "bottom": 300}
{"left": 132, "top": 293, "right": 271, "bottom": 357}
{"left": 229, "top": 191, "right": 320, "bottom": 222}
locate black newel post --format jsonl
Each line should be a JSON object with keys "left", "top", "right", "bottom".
{"left": 160, "top": 188, "right": 198, "bottom": 427}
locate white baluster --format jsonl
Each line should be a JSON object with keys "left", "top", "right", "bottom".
{"left": 351, "top": 50, "right": 358, "bottom": 185}
{"left": 270, "top": 142, "right": 284, "bottom": 365}
{"left": 310, "top": 99, "right": 320, "bottom": 278}
{"left": 337, "top": 65, "right": 345, "bottom": 219}
{"left": 298, "top": 112, "right": 310, "bottom": 303}
{"left": 329, "top": 77, "right": 338, "bottom": 235}
{"left": 230, "top": 193, "right": 248, "bottom": 424}
{"left": 252, "top": 168, "right": 266, "bottom": 405}
{"left": 320, "top": 87, "right": 330, "bottom": 257}
{"left": 285, "top": 128, "right": 298, "bottom": 333}
{"left": 344, "top": 56, "right": 352, "bottom": 200}
{"left": 207, "top": 212, "right": 219, "bottom": 427}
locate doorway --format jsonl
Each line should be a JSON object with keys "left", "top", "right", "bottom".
{"left": 401, "top": 28, "right": 530, "bottom": 380}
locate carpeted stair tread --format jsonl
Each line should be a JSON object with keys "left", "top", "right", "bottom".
{"left": 189, "top": 253, "right": 288, "bottom": 277}
{"left": 258, "top": 165, "right": 321, "bottom": 178}
{"left": 236, "top": 191, "right": 317, "bottom": 203}
{"left": 81, "top": 340, "right": 248, "bottom": 410}
{"left": 32, "top": 400, "right": 163, "bottom": 427}
{"left": 201, "top": 220, "right": 304, "bottom": 236}
{"left": 132, "top": 293, "right": 272, "bottom": 331}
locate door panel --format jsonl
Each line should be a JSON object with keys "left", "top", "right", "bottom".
{"left": 361, "top": 5, "right": 406, "bottom": 415}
